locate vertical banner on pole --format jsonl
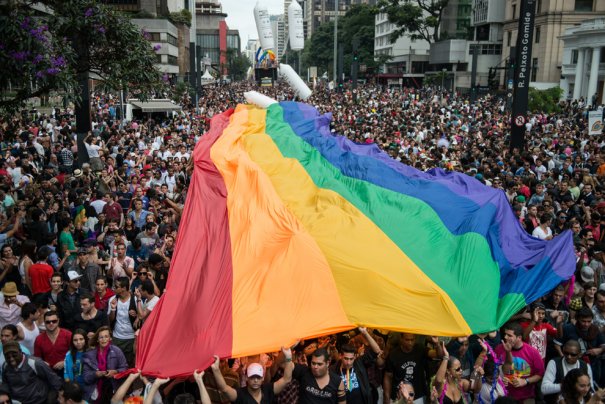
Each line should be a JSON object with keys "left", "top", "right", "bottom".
{"left": 510, "top": 0, "right": 537, "bottom": 152}
{"left": 589, "top": 109, "right": 604, "bottom": 135}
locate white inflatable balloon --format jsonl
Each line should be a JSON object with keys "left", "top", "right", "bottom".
{"left": 279, "top": 63, "right": 312, "bottom": 100}
{"left": 253, "top": 2, "right": 274, "bottom": 51}
{"left": 244, "top": 91, "right": 278, "bottom": 109}
{"left": 288, "top": 0, "right": 304, "bottom": 51}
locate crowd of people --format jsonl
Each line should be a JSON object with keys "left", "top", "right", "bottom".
{"left": 0, "top": 79, "right": 603, "bottom": 404}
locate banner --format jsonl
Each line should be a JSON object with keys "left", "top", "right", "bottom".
{"left": 510, "top": 0, "right": 537, "bottom": 151}
{"left": 589, "top": 109, "right": 604, "bottom": 135}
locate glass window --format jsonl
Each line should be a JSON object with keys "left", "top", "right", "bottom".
{"left": 575, "top": 0, "right": 593, "bottom": 11}
{"left": 535, "top": 26, "right": 540, "bottom": 44}
{"left": 531, "top": 58, "right": 538, "bottom": 81}
{"left": 572, "top": 50, "right": 579, "bottom": 64}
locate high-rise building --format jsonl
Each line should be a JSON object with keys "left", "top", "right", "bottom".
{"left": 194, "top": 0, "right": 240, "bottom": 76}
{"left": 427, "top": 0, "right": 504, "bottom": 90}
{"left": 502, "top": 0, "right": 605, "bottom": 89}
{"left": 101, "top": 0, "right": 195, "bottom": 80}
{"left": 374, "top": 11, "right": 431, "bottom": 87}
{"left": 270, "top": 14, "right": 287, "bottom": 62}
{"left": 303, "top": 0, "right": 375, "bottom": 39}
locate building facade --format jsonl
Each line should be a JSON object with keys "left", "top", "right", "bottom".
{"left": 502, "top": 0, "right": 605, "bottom": 89}
{"left": 560, "top": 18, "right": 605, "bottom": 105}
{"left": 270, "top": 14, "right": 287, "bottom": 62}
{"left": 195, "top": 0, "right": 240, "bottom": 76}
{"left": 132, "top": 19, "right": 181, "bottom": 76}
{"left": 374, "top": 11, "right": 431, "bottom": 86}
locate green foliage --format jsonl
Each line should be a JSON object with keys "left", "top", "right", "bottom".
{"left": 226, "top": 48, "right": 251, "bottom": 81}
{"left": 302, "top": 4, "right": 381, "bottom": 78}
{"left": 302, "top": 21, "right": 335, "bottom": 77}
{"left": 0, "top": 0, "right": 166, "bottom": 115}
{"left": 168, "top": 9, "right": 192, "bottom": 26}
{"left": 528, "top": 87, "right": 564, "bottom": 113}
{"left": 379, "top": 0, "right": 449, "bottom": 44}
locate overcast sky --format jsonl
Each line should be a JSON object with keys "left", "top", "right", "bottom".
{"left": 222, "top": 0, "right": 285, "bottom": 49}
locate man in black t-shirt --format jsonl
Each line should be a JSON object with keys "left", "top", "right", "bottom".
{"left": 383, "top": 334, "right": 429, "bottom": 404}
{"left": 210, "top": 347, "right": 294, "bottom": 404}
{"left": 330, "top": 327, "right": 384, "bottom": 404}
{"left": 293, "top": 347, "right": 347, "bottom": 404}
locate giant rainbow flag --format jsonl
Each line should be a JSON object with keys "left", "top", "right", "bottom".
{"left": 136, "top": 101, "right": 575, "bottom": 377}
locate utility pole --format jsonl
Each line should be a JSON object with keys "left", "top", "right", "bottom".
{"left": 510, "top": 0, "right": 537, "bottom": 152}
{"left": 333, "top": 0, "right": 338, "bottom": 83}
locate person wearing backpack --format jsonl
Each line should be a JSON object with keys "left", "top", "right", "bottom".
{"left": 541, "top": 340, "right": 594, "bottom": 404}
{"left": 1, "top": 340, "right": 62, "bottom": 404}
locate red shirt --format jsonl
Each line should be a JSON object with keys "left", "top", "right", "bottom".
{"left": 29, "top": 262, "right": 54, "bottom": 295}
{"left": 34, "top": 328, "right": 72, "bottom": 367}
{"left": 102, "top": 201, "right": 123, "bottom": 222}
{"left": 95, "top": 288, "right": 116, "bottom": 311}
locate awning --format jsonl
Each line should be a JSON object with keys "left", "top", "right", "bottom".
{"left": 129, "top": 99, "right": 181, "bottom": 113}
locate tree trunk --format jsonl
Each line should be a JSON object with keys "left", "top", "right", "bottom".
{"left": 75, "top": 71, "right": 91, "bottom": 167}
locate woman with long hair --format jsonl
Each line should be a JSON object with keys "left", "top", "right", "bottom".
{"left": 559, "top": 368, "right": 604, "bottom": 404}
{"left": 82, "top": 326, "right": 128, "bottom": 403}
{"left": 434, "top": 342, "right": 482, "bottom": 404}
{"left": 64, "top": 329, "right": 88, "bottom": 385}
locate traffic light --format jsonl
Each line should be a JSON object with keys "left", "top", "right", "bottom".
{"left": 353, "top": 50, "right": 359, "bottom": 62}
{"left": 488, "top": 67, "right": 497, "bottom": 89}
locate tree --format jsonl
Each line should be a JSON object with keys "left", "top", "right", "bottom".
{"left": 380, "top": 0, "right": 449, "bottom": 44}
{"left": 341, "top": 4, "right": 382, "bottom": 74}
{"left": 302, "top": 21, "right": 335, "bottom": 78}
{"left": 226, "top": 48, "right": 251, "bottom": 81}
{"left": 302, "top": 4, "right": 383, "bottom": 79}
{"left": 528, "top": 87, "right": 563, "bottom": 114}
{"left": 0, "top": 0, "right": 165, "bottom": 162}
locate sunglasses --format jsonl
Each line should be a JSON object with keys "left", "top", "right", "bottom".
{"left": 563, "top": 352, "right": 579, "bottom": 357}
{"left": 454, "top": 367, "right": 462, "bottom": 372}
{"left": 139, "top": 272, "right": 148, "bottom": 276}
{"left": 45, "top": 319, "right": 58, "bottom": 325}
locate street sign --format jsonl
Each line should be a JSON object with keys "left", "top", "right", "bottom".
{"left": 514, "top": 115, "right": 526, "bottom": 127}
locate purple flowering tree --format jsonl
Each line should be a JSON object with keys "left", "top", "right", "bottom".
{"left": 0, "top": 0, "right": 165, "bottom": 163}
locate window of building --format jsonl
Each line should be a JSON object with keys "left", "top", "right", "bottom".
{"left": 167, "top": 34, "right": 178, "bottom": 47}
{"left": 535, "top": 26, "right": 540, "bottom": 43}
{"left": 536, "top": 0, "right": 542, "bottom": 13}
{"left": 574, "top": 0, "right": 593, "bottom": 11}
{"left": 476, "top": 25, "right": 489, "bottom": 41}
{"left": 512, "top": 4, "right": 516, "bottom": 19}
{"left": 531, "top": 58, "right": 538, "bottom": 81}
{"left": 507, "top": 31, "right": 512, "bottom": 47}
{"left": 156, "top": 54, "right": 163, "bottom": 64}
{"left": 168, "top": 55, "right": 178, "bottom": 65}
{"left": 572, "top": 49, "right": 579, "bottom": 64}
{"left": 149, "top": 33, "right": 161, "bottom": 42}
{"left": 601, "top": 47, "right": 605, "bottom": 63}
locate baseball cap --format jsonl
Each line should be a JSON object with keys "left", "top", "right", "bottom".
{"left": 246, "top": 363, "right": 264, "bottom": 378}
{"left": 66, "top": 270, "right": 82, "bottom": 282}
{"left": 2, "top": 340, "right": 21, "bottom": 355}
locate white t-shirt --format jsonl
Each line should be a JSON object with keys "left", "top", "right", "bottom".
{"left": 532, "top": 226, "right": 552, "bottom": 240}
{"left": 109, "top": 296, "right": 135, "bottom": 340}
{"left": 144, "top": 295, "right": 160, "bottom": 312}
{"left": 85, "top": 142, "right": 101, "bottom": 158}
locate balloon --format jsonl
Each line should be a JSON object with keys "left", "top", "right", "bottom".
{"left": 288, "top": 0, "right": 304, "bottom": 50}
{"left": 279, "top": 63, "right": 312, "bottom": 100}
{"left": 244, "top": 91, "right": 278, "bottom": 109}
{"left": 253, "top": 2, "right": 274, "bottom": 51}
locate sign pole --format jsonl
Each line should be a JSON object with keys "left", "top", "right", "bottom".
{"left": 510, "top": 0, "right": 537, "bottom": 152}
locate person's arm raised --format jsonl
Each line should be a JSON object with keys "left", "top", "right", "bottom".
{"left": 211, "top": 355, "right": 237, "bottom": 401}
{"left": 273, "top": 347, "right": 294, "bottom": 395}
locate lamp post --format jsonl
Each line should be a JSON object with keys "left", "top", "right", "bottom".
{"left": 333, "top": 0, "right": 338, "bottom": 83}
{"left": 441, "top": 68, "right": 447, "bottom": 90}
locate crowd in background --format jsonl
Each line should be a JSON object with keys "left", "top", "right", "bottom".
{"left": 0, "top": 80, "right": 603, "bottom": 403}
